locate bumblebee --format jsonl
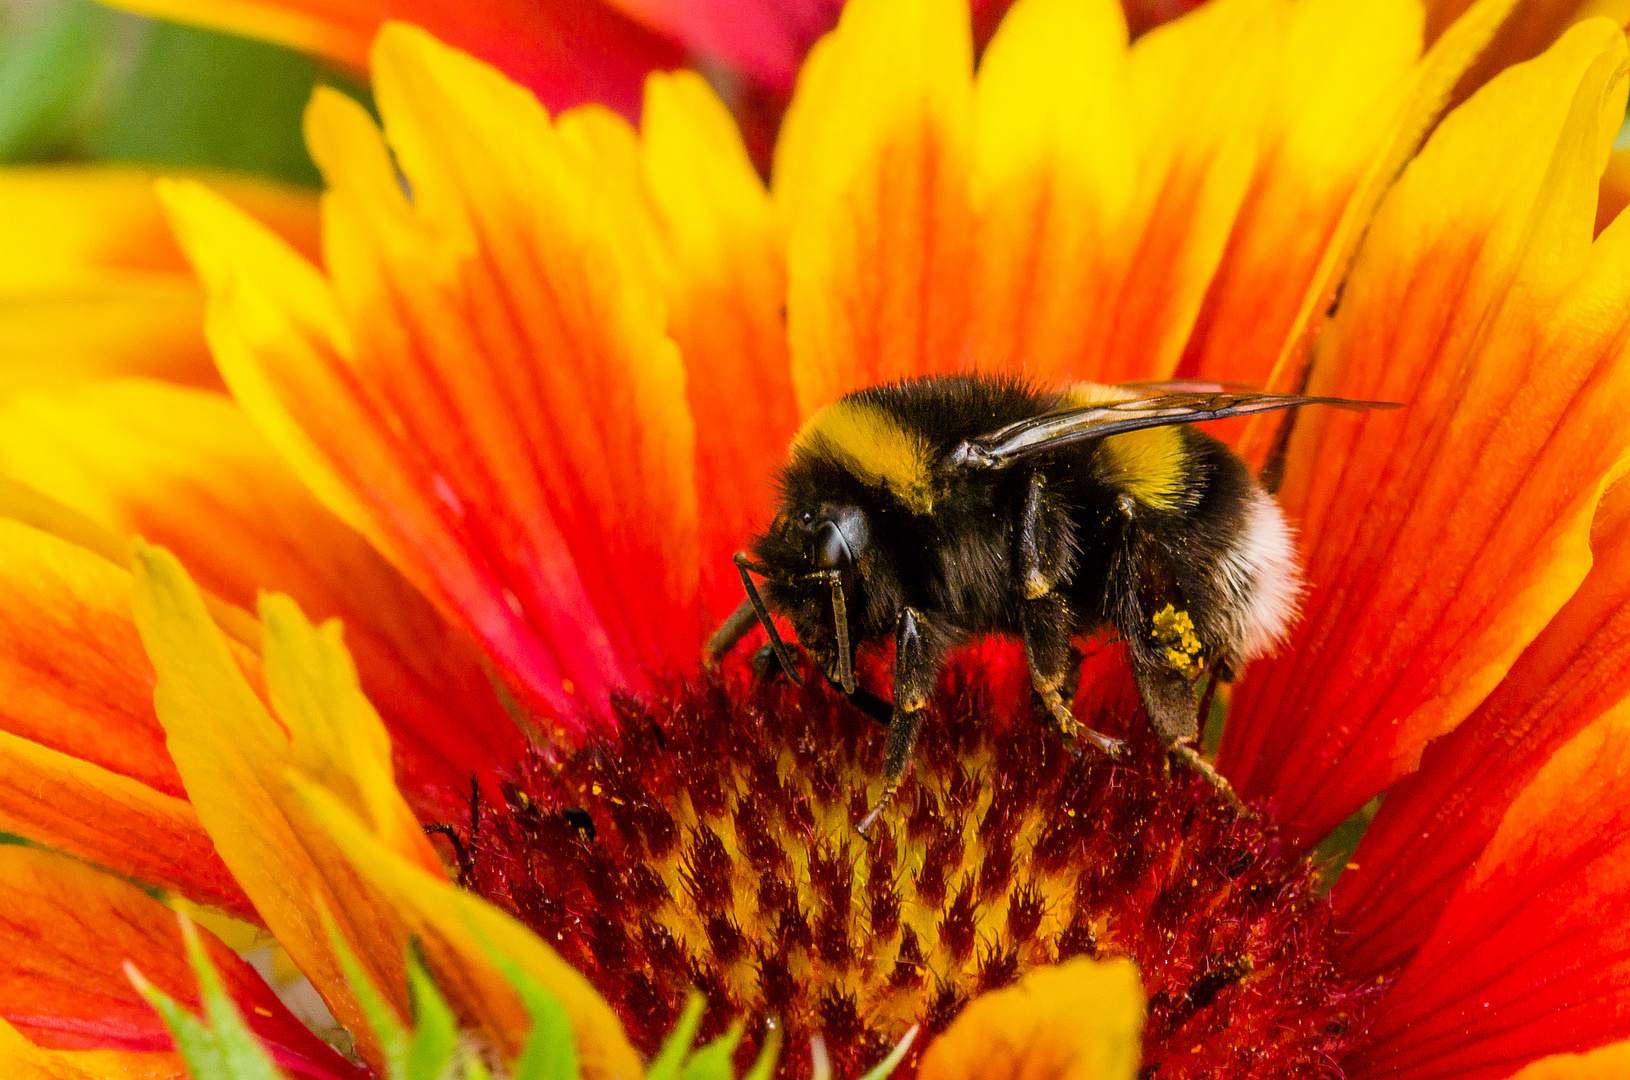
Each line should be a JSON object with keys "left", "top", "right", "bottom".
{"left": 705, "top": 374, "right": 1395, "bottom": 834}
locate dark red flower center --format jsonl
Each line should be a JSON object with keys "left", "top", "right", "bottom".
{"left": 439, "top": 641, "right": 1372, "bottom": 1078}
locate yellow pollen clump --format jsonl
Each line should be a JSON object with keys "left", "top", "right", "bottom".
{"left": 1150, "top": 604, "right": 1204, "bottom": 678}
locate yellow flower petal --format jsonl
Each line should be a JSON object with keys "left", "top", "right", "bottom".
{"left": 260, "top": 591, "right": 441, "bottom": 870}
{"left": 917, "top": 958, "right": 1143, "bottom": 1080}
{"left": 1511, "top": 1040, "right": 1630, "bottom": 1079}
{"left": 0, "top": 165, "right": 318, "bottom": 396}
{"left": 293, "top": 774, "right": 644, "bottom": 1079}
{"left": 130, "top": 542, "right": 439, "bottom": 1070}
{"left": 776, "top": 0, "right": 975, "bottom": 411}
{"left": 641, "top": 70, "right": 798, "bottom": 618}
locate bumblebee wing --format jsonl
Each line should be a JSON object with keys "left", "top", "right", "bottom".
{"left": 1114, "top": 379, "right": 1258, "bottom": 393}
{"left": 947, "top": 391, "right": 1399, "bottom": 470}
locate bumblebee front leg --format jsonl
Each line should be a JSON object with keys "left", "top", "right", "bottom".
{"left": 1021, "top": 593, "right": 1125, "bottom": 759}
{"left": 1134, "top": 663, "right": 1242, "bottom": 810}
{"left": 857, "top": 607, "right": 936, "bottom": 838}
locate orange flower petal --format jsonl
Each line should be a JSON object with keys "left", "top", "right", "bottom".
{"left": 0, "top": 847, "right": 358, "bottom": 1079}
{"left": 163, "top": 24, "right": 703, "bottom": 727}
{"left": 0, "top": 166, "right": 318, "bottom": 396}
{"left": 0, "top": 733, "right": 250, "bottom": 920}
{"left": 0, "top": 516, "right": 174, "bottom": 795}
{"left": 775, "top": 0, "right": 975, "bottom": 411}
{"left": 640, "top": 70, "right": 798, "bottom": 617}
{"left": 1219, "top": 21, "right": 1630, "bottom": 845}
{"left": 1175, "top": 0, "right": 1422, "bottom": 386}
{"left": 0, "top": 1019, "right": 183, "bottom": 1080}
{"left": 916, "top": 958, "right": 1143, "bottom": 1080}
{"left": 0, "top": 517, "right": 251, "bottom": 915}
{"left": 1231, "top": 0, "right": 1524, "bottom": 459}
{"left": 1348, "top": 700, "right": 1630, "bottom": 1080}
{"left": 0, "top": 379, "right": 525, "bottom": 812}
{"left": 973, "top": 0, "right": 1282, "bottom": 386}
{"left": 99, "top": 0, "right": 375, "bottom": 69}
{"left": 1425, "top": 0, "right": 1630, "bottom": 106}
{"left": 131, "top": 542, "right": 458, "bottom": 1071}
{"left": 294, "top": 774, "right": 644, "bottom": 1078}
{"left": 1333, "top": 478, "right": 1630, "bottom": 980}
{"left": 1510, "top": 1041, "right": 1630, "bottom": 1080}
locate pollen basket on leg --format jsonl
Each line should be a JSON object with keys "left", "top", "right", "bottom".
{"left": 454, "top": 645, "right": 1372, "bottom": 1079}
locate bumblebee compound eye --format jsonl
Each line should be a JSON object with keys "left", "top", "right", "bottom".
{"left": 814, "top": 520, "right": 852, "bottom": 571}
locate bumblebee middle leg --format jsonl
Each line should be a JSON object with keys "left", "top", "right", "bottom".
{"left": 1022, "top": 593, "right": 1125, "bottom": 758}
{"left": 857, "top": 607, "right": 938, "bottom": 838}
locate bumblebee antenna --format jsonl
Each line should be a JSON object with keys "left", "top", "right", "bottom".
{"left": 827, "top": 573, "right": 856, "bottom": 695}
{"left": 734, "top": 553, "right": 803, "bottom": 686}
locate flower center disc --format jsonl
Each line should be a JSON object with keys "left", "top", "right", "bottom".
{"left": 457, "top": 643, "right": 1369, "bottom": 1078}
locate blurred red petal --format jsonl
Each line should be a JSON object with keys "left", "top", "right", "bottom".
{"left": 611, "top": 0, "right": 841, "bottom": 88}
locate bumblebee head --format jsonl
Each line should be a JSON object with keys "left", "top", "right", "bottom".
{"left": 736, "top": 505, "right": 871, "bottom": 694}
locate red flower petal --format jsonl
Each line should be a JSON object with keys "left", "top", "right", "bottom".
{"left": 102, "top": 0, "right": 683, "bottom": 121}
{"left": 1333, "top": 479, "right": 1630, "bottom": 980}
{"left": 611, "top": 0, "right": 841, "bottom": 88}
{"left": 1346, "top": 701, "right": 1630, "bottom": 1080}
{"left": 1219, "top": 21, "right": 1630, "bottom": 846}
{"left": 0, "top": 846, "right": 360, "bottom": 1080}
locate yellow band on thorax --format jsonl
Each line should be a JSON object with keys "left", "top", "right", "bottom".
{"left": 792, "top": 400, "right": 935, "bottom": 513}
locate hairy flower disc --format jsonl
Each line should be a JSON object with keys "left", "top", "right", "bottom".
{"left": 446, "top": 644, "right": 1370, "bottom": 1079}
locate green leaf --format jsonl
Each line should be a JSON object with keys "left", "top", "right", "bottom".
{"left": 326, "top": 918, "right": 411, "bottom": 1077}
{"left": 645, "top": 992, "right": 706, "bottom": 1080}
{"left": 0, "top": 0, "right": 121, "bottom": 161}
{"left": 857, "top": 1026, "right": 920, "bottom": 1080}
{"left": 403, "top": 951, "right": 460, "bottom": 1080}
{"left": 477, "top": 944, "right": 576, "bottom": 1080}
{"left": 128, "top": 914, "right": 282, "bottom": 1080}
{"left": 681, "top": 1019, "right": 744, "bottom": 1080}
{"left": 741, "top": 1025, "right": 782, "bottom": 1080}
{"left": 90, "top": 17, "right": 336, "bottom": 186}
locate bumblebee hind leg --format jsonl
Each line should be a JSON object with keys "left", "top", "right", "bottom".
{"left": 1022, "top": 593, "right": 1126, "bottom": 759}
{"left": 1134, "top": 662, "right": 1243, "bottom": 810}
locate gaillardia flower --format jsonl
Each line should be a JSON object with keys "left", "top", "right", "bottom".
{"left": 5, "top": 0, "right": 1630, "bottom": 1078}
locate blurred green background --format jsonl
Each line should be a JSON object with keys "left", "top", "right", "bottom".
{"left": 0, "top": 0, "right": 365, "bottom": 187}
